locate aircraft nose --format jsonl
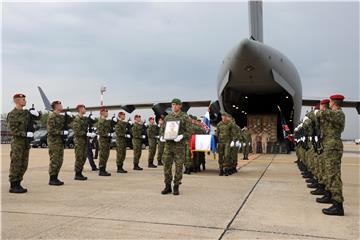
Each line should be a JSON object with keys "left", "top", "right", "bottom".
{"left": 235, "top": 39, "right": 258, "bottom": 60}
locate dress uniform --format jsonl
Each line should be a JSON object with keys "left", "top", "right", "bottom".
{"left": 7, "top": 93, "right": 40, "bottom": 193}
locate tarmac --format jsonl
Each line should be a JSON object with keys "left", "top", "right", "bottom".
{"left": 1, "top": 143, "right": 359, "bottom": 240}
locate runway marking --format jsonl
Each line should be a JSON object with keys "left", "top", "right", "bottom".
{"left": 218, "top": 154, "right": 276, "bottom": 240}
{"left": 229, "top": 227, "right": 350, "bottom": 240}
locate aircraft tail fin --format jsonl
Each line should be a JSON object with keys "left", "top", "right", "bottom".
{"left": 37, "top": 86, "right": 52, "bottom": 111}
{"left": 248, "top": 0, "right": 263, "bottom": 42}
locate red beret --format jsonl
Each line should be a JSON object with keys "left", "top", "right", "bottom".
{"left": 330, "top": 94, "right": 345, "bottom": 101}
{"left": 118, "top": 111, "right": 125, "bottom": 116}
{"left": 100, "top": 107, "right": 108, "bottom": 112}
{"left": 134, "top": 114, "right": 141, "bottom": 118}
{"left": 149, "top": 117, "right": 154, "bottom": 120}
{"left": 320, "top": 99, "right": 330, "bottom": 105}
{"left": 13, "top": 93, "right": 26, "bottom": 99}
{"left": 76, "top": 104, "right": 85, "bottom": 110}
{"left": 314, "top": 104, "right": 320, "bottom": 110}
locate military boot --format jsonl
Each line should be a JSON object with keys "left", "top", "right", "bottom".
{"left": 117, "top": 164, "right": 128, "bottom": 173}
{"left": 219, "top": 168, "right": 224, "bottom": 176}
{"left": 148, "top": 161, "right": 157, "bottom": 168}
{"left": 133, "top": 164, "right": 143, "bottom": 170}
{"left": 74, "top": 171, "right": 88, "bottom": 181}
{"left": 161, "top": 184, "right": 172, "bottom": 194}
{"left": 49, "top": 175, "right": 64, "bottom": 186}
{"left": 316, "top": 191, "right": 332, "bottom": 204}
{"left": 173, "top": 185, "right": 180, "bottom": 195}
{"left": 157, "top": 160, "right": 163, "bottom": 166}
{"left": 322, "top": 201, "right": 344, "bottom": 216}
{"left": 306, "top": 178, "right": 317, "bottom": 183}
{"left": 9, "top": 181, "right": 27, "bottom": 194}
{"left": 99, "top": 167, "right": 111, "bottom": 176}
{"left": 224, "top": 169, "right": 229, "bottom": 176}
{"left": 202, "top": 162, "right": 206, "bottom": 171}
{"left": 307, "top": 182, "right": 319, "bottom": 189}
{"left": 311, "top": 184, "right": 326, "bottom": 195}
{"left": 302, "top": 172, "right": 313, "bottom": 179}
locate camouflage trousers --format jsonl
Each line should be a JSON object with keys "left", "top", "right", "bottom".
{"left": 306, "top": 147, "right": 316, "bottom": 175}
{"left": 316, "top": 153, "right": 326, "bottom": 185}
{"left": 184, "top": 143, "right": 193, "bottom": 168}
{"left": 9, "top": 138, "right": 30, "bottom": 182}
{"left": 157, "top": 142, "right": 165, "bottom": 163}
{"left": 74, "top": 137, "right": 87, "bottom": 172}
{"left": 99, "top": 137, "right": 111, "bottom": 169}
{"left": 116, "top": 138, "right": 127, "bottom": 166}
{"left": 48, "top": 138, "right": 64, "bottom": 176}
{"left": 242, "top": 143, "right": 250, "bottom": 159}
{"left": 323, "top": 148, "right": 344, "bottom": 203}
{"left": 132, "top": 139, "right": 142, "bottom": 164}
{"left": 163, "top": 142, "right": 185, "bottom": 185}
{"left": 217, "top": 143, "right": 230, "bottom": 169}
{"left": 230, "top": 146, "right": 238, "bottom": 168}
{"left": 148, "top": 138, "right": 157, "bottom": 163}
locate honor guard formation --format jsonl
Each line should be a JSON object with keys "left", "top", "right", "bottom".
{"left": 294, "top": 95, "right": 346, "bottom": 216}
{"left": 7, "top": 94, "right": 347, "bottom": 216}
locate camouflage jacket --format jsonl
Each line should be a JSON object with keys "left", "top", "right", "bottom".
{"left": 317, "top": 109, "right": 345, "bottom": 150}
{"left": 216, "top": 121, "right": 238, "bottom": 143}
{"left": 47, "top": 112, "right": 65, "bottom": 137}
{"left": 72, "top": 115, "right": 88, "bottom": 139}
{"left": 97, "top": 118, "right": 112, "bottom": 138}
{"left": 7, "top": 108, "right": 31, "bottom": 138}
{"left": 242, "top": 129, "right": 252, "bottom": 143}
{"left": 131, "top": 123, "right": 143, "bottom": 139}
{"left": 163, "top": 111, "right": 190, "bottom": 144}
{"left": 115, "top": 120, "right": 129, "bottom": 139}
{"left": 147, "top": 123, "right": 159, "bottom": 139}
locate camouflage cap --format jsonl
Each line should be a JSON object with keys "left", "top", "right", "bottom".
{"left": 171, "top": 98, "right": 182, "bottom": 105}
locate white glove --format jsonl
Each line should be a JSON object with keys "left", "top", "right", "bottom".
{"left": 303, "top": 116, "right": 309, "bottom": 122}
{"left": 66, "top": 111, "right": 74, "bottom": 117}
{"left": 230, "top": 141, "right": 235, "bottom": 147}
{"left": 26, "top": 132, "right": 34, "bottom": 138}
{"left": 174, "top": 134, "right": 183, "bottom": 142}
{"left": 108, "top": 133, "right": 112, "bottom": 137}
{"left": 249, "top": 142, "right": 251, "bottom": 146}
{"left": 155, "top": 136, "right": 160, "bottom": 139}
{"left": 112, "top": 117, "right": 118, "bottom": 123}
{"left": 309, "top": 136, "right": 312, "bottom": 141}
{"left": 160, "top": 136, "right": 166, "bottom": 142}
{"left": 29, "top": 109, "right": 39, "bottom": 117}
{"left": 125, "top": 134, "right": 131, "bottom": 138}
{"left": 314, "top": 110, "right": 319, "bottom": 115}
{"left": 235, "top": 141, "right": 240, "bottom": 147}
{"left": 243, "top": 143, "right": 247, "bottom": 146}
{"left": 89, "top": 114, "right": 96, "bottom": 121}
{"left": 111, "top": 133, "right": 116, "bottom": 137}
{"left": 62, "top": 130, "right": 69, "bottom": 136}
{"left": 128, "top": 121, "right": 133, "bottom": 125}
{"left": 141, "top": 135, "right": 146, "bottom": 139}
{"left": 87, "top": 132, "right": 96, "bottom": 138}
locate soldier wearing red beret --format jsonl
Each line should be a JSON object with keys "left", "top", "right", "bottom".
{"left": 316, "top": 94, "right": 345, "bottom": 216}
{"left": 114, "top": 111, "right": 130, "bottom": 173}
{"left": 131, "top": 114, "right": 145, "bottom": 170}
{"left": 147, "top": 116, "right": 159, "bottom": 168}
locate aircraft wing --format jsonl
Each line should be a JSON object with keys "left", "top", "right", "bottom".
{"left": 302, "top": 99, "right": 360, "bottom": 114}
{"left": 66, "top": 100, "right": 212, "bottom": 114}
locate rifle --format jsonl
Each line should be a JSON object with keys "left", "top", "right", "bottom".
{"left": 26, "top": 104, "right": 36, "bottom": 144}
{"left": 313, "top": 116, "right": 323, "bottom": 154}
{"left": 87, "top": 112, "right": 96, "bottom": 134}
{"left": 109, "top": 114, "right": 116, "bottom": 143}
{"left": 62, "top": 108, "right": 70, "bottom": 144}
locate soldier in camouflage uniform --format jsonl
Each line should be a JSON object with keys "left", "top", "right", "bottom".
{"left": 310, "top": 99, "right": 330, "bottom": 196}
{"left": 184, "top": 116, "right": 196, "bottom": 174}
{"left": 97, "top": 108, "right": 113, "bottom": 176}
{"left": 316, "top": 95, "right": 345, "bottom": 216}
{"left": 47, "top": 101, "right": 70, "bottom": 186}
{"left": 147, "top": 117, "right": 159, "bottom": 168}
{"left": 241, "top": 127, "right": 252, "bottom": 160}
{"left": 216, "top": 112, "right": 238, "bottom": 176}
{"left": 72, "top": 104, "right": 96, "bottom": 181}
{"left": 160, "top": 98, "right": 190, "bottom": 195}
{"left": 156, "top": 117, "right": 165, "bottom": 166}
{"left": 131, "top": 115, "right": 145, "bottom": 170}
{"left": 115, "top": 111, "right": 130, "bottom": 173}
{"left": 7, "top": 93, "right": 40, "bottom": 193}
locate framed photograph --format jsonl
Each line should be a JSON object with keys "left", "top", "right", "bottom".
{"left": 164, "top": 120, "right": 180, "bottom": 140}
